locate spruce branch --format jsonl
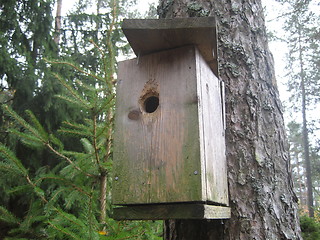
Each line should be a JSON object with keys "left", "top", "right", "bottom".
{"left": 53, "top": 73, "right": 90, "bottom": 108}
{"left": 99, "top": 172, "right": 107, "bottom": 228}
{"left": 58, "top": 121, "right": 92, "bottom": 137}
{"left": 97, "top": 93, "right": 115, "bottom": 115}
{"left": 80, "top": 138, "right": 95, "bottom": 154}
{"left": 45, "top": 142, "right": 94, "bottom": 177}
{"left": 0, "top": 206, "right": 21, "bottom": 225}
{"left": 3, "top": 105, "right": 93, "bottom": 177}
{"left": 26, "top": 175, "right": 48, "bottom": 203}
{"left": 0, "top": 144, "right": 28, "bottom": 176}
{"left": 0, "top": 162, "right": 17, "bottom": 173}
{"left": 35, "top": 175, "right": 91, "bottom": 197}
{"left": 45, "top": 58, "right": 105, "bottom": 83}
{"left": 116, "top": 231, "right": 147, "bottom": 240}
{"left": 49, "top": 134, "right": 64, "bottom": 150}
{"left": 48, "top": 188, "right": 65, "bottom": 204}
{"left": 55, "top": 94, "right": 90, "bottom": 109}
{"left": 47, "top": 222, "right": 82, "bottom": 240}
{"left": 56, "top": 209, "right": 87, "bottom": 228}
{"left": 93, "top": 114, "right": 101, "bottom": 169}
{"left": 25, "top": 110, "right": 49, "bottom": 140}
{"left": 87, "top": 184, "right": 96, "bottom": 238}
{"left": 61, "top": 121, "right": 90, "bottom": 131}
{"left": 9, "top": 129, "right": 43, "bottom": 148}
{"left": 105, "top": 0, "right": 118, "bottom": 88}
{"left": 74, "top": 79, "right": 99, "bottom": 92}
{"left": 105, "top": 111, "right": 113, "bottom": 162}
{"left": 95, "top": 123, "right": 112, "bottom": 146}
{"left": 96, "top": 1, "right": 118, "bottom": 231}
{"left": 2, "top": 105, "right": 47, "bottom": 143}
{"left": 89, "top": 39, "right": 105, "bottom": 59}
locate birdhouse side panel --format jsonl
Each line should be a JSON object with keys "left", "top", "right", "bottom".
{"left": 196, "top": 49, "right": 229, "bottom": 206}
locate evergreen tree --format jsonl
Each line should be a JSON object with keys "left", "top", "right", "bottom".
{"left": 0, "top": 1, "right": 159, "bottom": 239}
{"left": 0, "top": 0, "right": 61, "bottom": 225}
{"left": 0, "top": 44, "right": 161, "bottom": 238}
{"left": 0, "top": 0, "right": 55, "bottom": 132}
{"left": 1, "top": 0, "right": 163, "bottom": 238}
{"left": 287, "top": 121, "right": 307, "bottom": 207}
{"left": 280, "top": 0, "right": 320, "bottom": 217}
{"left": 287, "top": 120, "right": 320, "bottom": 214}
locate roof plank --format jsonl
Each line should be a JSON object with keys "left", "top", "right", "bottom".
{"left": 122, "top": 17, "right": 218, "bottom": 76}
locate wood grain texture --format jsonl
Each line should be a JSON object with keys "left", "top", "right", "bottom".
{"left": 112, "top": 45, "right": 228, "bottom": 209}
{"left": 113, "top": 45, "right": 202, "bottom": 205}
{"left": 196, "top": 50, "right": 228, "bottom": 205}
{"left": 113, "top": 204, "right": 231, "bottom": 220}
{"left": 196, "top": 49, "right": 228, "bottom": 205}
{"left": 122, "top": 18, "right": 218, "bottom": 76}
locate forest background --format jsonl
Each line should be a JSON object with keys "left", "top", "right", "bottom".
{"left": 0, "top": 0, "right": 319, "bottom": 239}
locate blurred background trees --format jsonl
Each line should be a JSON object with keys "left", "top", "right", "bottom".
{"left": 266, "top": 0, "right": 320, "bottom": 218}
{"left": 265, "top": 1, "right": 320, "bottom": 236}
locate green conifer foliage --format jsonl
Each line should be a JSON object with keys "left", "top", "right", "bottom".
{"left": 0, "top": 39, "right": 162, "bottom": 239}
{"left": 0, "top": 0, "right": 55, "bottom": 111}
{"left": 1, "top": 0, "right": 163, "bottom": 238}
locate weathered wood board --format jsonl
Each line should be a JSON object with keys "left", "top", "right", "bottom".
{"left": 112, "top": 45, "right": 228, "bottom": 207}
{"left": 196, "top": 49, "right": 228, "bottom": 204}
{"left": 113, "top": 45, "right": 202, "bottom": 204}
{"left": 113, "top": 204, "right": 231, "bottom": 220}
{"left": 122, "top": 17, "right": 218, "bottom": 76}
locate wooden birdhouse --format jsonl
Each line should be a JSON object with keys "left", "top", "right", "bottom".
{"left": 112, "top": 18, "right": 230, "bottom": 220}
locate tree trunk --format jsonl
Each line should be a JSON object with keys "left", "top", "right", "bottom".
{"left": 295, "top": 153, "right": 304, "bottom": 205}
{"left": 158, "top": 0, "right": 302, "bottom": 239}
{"left": 299, "top": 27, "right": 314, "bottom": 218}
{"left": 54, "top": 0, "right": 62, "bottom": 44}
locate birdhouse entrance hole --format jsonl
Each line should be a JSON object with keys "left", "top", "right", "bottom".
{"left": 144, "top": 95, "right": 159, "bottom": 113}
{"left": 139, "top": 81, "right": 160, "bottom": 114}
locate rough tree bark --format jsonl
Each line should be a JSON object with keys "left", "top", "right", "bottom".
{"left": 54, "top": 0, "right": 62, "bottom": 44}
{"left": 157, "top": 0, "right": 302, "bottom": 239}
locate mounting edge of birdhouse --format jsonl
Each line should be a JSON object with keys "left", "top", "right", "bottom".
{"left": 111, "top": 17, "right": 230, "bottom": 220}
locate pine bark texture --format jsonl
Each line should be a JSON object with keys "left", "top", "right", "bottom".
{"left": 54, "top": 0, "right": 62, "bottom": 44}
{"left": 158, "top": 0, "right": 302, "bottom": 239}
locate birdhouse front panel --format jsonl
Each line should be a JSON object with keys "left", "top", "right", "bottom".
{"left": 112, "top": 45, "right": 228, "bottom": 206}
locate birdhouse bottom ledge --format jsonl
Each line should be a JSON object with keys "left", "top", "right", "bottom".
{"left": 112, "top": 203, "right": 231, "bottom": 220}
